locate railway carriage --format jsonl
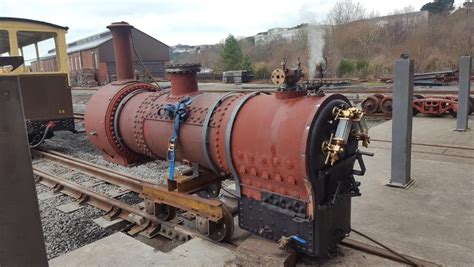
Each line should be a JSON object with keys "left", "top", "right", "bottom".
{"left": 0, "top": 17, "right": 75, "bottom": 146}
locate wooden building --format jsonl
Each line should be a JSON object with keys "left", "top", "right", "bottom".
{"left": 32, "top": 28, "right": 170, "bottom": 85}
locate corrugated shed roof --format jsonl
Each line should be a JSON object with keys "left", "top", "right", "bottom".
{"left": 42, "top": 31, "right": 112, "bottom": 58}
{"left": 37, "top": 28, "right": 169, "bottom": 61}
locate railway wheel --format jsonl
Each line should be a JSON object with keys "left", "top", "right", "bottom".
{"left": 197, "top": 181, "right": 221, "bottom": 199}
{"left": 380, "top": 97, "right": 393, "bottom": 115}
{"left": 361, "top": 96, "right": 379, "bottom": 115}
{"left": 196, "top": 205, "right": 234, "bottom": 242}
{"left": 209, "top": 206, "right": 234, "bottom": 242}
{"left": 412, "top": 95, "right": 424, "bottom": 116}
{"left": 155, "top": 203, "right": 176, "bottom": 221}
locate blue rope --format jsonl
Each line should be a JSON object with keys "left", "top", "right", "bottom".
{"left": 158, "top": 97, "right": 193, "bottom": 181}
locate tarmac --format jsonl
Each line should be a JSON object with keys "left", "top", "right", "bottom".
{"left": 352, "top": 115, "right": 474, "bottom": 266}
{"left": 48, "top": 115, "right": 474, "bottom": 266}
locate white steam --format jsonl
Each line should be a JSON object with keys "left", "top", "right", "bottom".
{"left": 307, "top": 25, "right": 325, "bottom": 78}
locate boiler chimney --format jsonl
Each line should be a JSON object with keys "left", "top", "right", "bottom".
{"left": 107, "top": 21, "right": 134, "bottom": 81}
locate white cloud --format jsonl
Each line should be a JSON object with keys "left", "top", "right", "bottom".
{"left": 0, "top": 0, "right": 466, "bottom": 46}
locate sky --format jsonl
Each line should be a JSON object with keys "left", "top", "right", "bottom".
{"left": 0, "top": 0, "right": 468, "bottom": 47}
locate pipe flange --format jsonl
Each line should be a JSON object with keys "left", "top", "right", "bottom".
{"left": 107, "top": 83, "right": 157, "bottom": 158}
{"left": 165, "top": 63, "right": 201, "bottom": 74}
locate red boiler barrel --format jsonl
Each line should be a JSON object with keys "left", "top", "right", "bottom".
{"left": 84, "top": 21, "right": 372, "bottom": 258}
{"left": 85, "top": 79, "right": 353, "bottom": 205}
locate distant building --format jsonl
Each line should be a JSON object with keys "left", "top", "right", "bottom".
{"left": 369, "top": 11, "right": 429, "bottom": 27}
{"left": 32, "top": 28, "right": 170, "bottom": 85}
{"left": 254, "top": 23, "right": 309, "bottom": 45}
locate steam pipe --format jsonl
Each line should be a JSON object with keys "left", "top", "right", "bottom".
{"left": 166, "top": 64, "right": 201, "bottom": 96}
{"left": 107, "top": 22, "right": 134, "bottom": 81}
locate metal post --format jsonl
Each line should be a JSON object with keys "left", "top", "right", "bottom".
{"left": 0, "top": 76, "right": 48, "bottom": 266}
{"left": 455, "top": 56, "right": 472, "bottom": 131}
{"left": 388, "top": 57, "right": 415, "bottom": 188}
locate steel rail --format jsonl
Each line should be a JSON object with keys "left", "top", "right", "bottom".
{"left": 33, "top": 149, "right": 230, "bottom": 222}
{"left": 33, "top": 149, "right": 146, "bottom": 192}
{"left": 341, "top": 238, "right": 441, "bottom": 267}
{"left": 33, "top": 168, "right": 158, "bottom": 224}
{"left": 371, "top": 139, "right": 474, "bottom": 151}
{"left": 73, "top": 113, "right": 85, "bottom": 120}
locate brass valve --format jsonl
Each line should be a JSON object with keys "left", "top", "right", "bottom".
{"left": 271, "top": 58, "right": 303, "bottom": 89}
{"left": 322, "top": 107, "right": 370, "bottom": 165}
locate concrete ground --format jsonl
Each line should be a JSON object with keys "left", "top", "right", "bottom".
{"left": 49, "top": 233, "right": 236, "bottom": 267}
{"left": 352, "top": 116, "right": 474, "bottom": 266}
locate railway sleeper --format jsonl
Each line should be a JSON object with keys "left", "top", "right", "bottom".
{"left": 33, "top": 165, "right": 235, "bottom": 245}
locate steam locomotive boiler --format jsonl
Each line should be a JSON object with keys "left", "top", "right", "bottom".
{"left": 85, "top": 22, "right": 372, "bottom": 257}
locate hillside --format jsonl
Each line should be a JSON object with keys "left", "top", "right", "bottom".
{"left": 171, "top": 7, "right": 473, "bottom": 79}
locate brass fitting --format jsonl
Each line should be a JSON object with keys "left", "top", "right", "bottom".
{"left": 322, "top": 107, "right": 370, "bottom": 165}
{"left": 271, "top": 58, "right": 303, "bottom": 88}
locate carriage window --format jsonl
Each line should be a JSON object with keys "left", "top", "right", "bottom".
{"left": 17, "top": 31, "right": 58, "bottom": 72}
{"left": 0, "top": 30, "right": 10, "bottom": 56}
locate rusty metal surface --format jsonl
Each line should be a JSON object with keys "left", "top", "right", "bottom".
{"left": 34, "top": 168, "right": 158, "bottom": 224}
{"left": 85, "top": 81, "right": 355, "bottom": 214}
{"left": 34, "top": 148, "right": 231, "bottom": 226}
{"left": 167, "top": 172, "right": 221, "bottom": 193}
{"left": 166, "top": 64, "right": 200, "bottom": 96}
{"left": 229, "top": 93, "right": 321, "bottom": 201}
{"left": 142, "top": 185, "right": 224, "bottom": 222}
{"left": 83, "top": 20, "right": 370, "bottom": 257}
{"left": 107, "top": 22, "right": 134, "bottom": 81}
{"left": 85, "top": 72, "right": 357, "bottom": 211}
{"left": 84, "top": 81, "right": 158, "bottom": 165}
{"left": 362, "top": 93, "right": 467, "bottom": 117}
{"left": 33, "top": 149, "right": 145, "bottom": 192}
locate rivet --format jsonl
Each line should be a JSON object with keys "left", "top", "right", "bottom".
{"left": 248, "top": 152, "right": 255, "bottom": 162}
{"left": 287, "top": 176, "right": 296, "bottom": 185}
{"left": 285, "top": 160, "right": 293, "bottom": 169}
{"left": 250, "top": 168, "right": 257, "bottom": 176}
{"left": 261, "top": 171, "right": 269, "bottom": 179}
{"left": 273, "top": 158, "right": 280, "bottom": 167}
{"left": 275, "top": 173, "right": 282, "bottom": 182}
{"left": 237, "top": 151, "right": 244, "bottom": 159}
{"left": 239, "top": 166, "right": 246, "bottom": 174}
{"left": 260, "top": 156, "right": 267, "bottom": 165}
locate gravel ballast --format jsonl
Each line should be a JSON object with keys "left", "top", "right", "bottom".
{"left": 36, "top": 184, "right": 118, "bottom": 259}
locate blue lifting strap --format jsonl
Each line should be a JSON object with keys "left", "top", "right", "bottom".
{"left": 158, "top": 97, "right": 193, "bottom": 181}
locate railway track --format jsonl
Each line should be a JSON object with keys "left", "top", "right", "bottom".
{"left": 32, "top": 148, "right": 213, "bottom": 242}
{"left": 31, "top": 148, "right": 439, "bottom": 266}
{"left": 73, "top": 113, "right": 85, "bottom": 120}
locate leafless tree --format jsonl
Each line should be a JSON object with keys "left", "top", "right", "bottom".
{"left": 326, "top": 0, "right": 367, "bottom": 26}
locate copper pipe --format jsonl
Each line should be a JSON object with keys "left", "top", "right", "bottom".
{"left": 107, "top": 21, "right": 134, "bottom": 81}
